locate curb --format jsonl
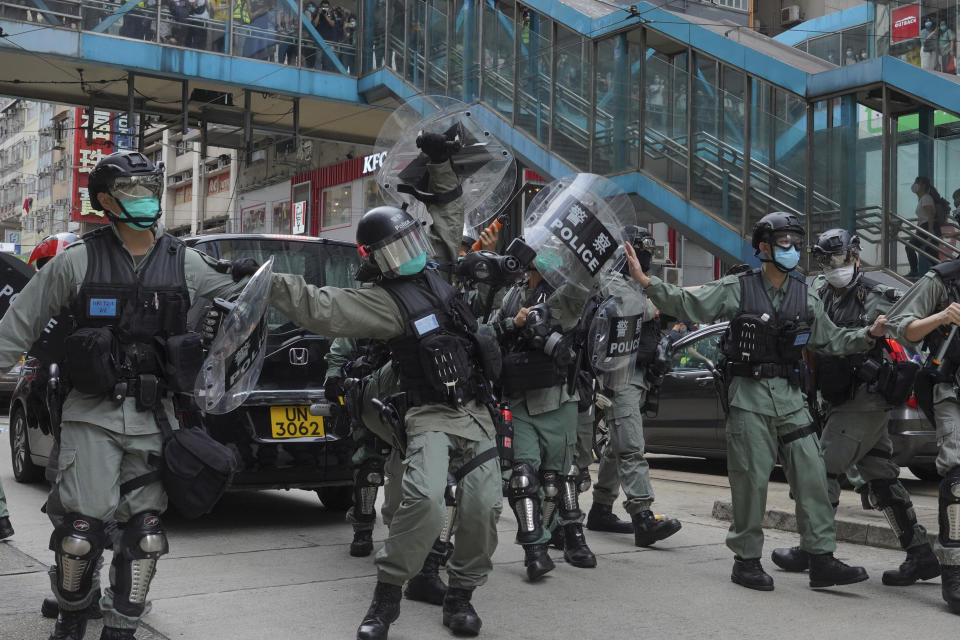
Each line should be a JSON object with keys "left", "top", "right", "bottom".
{"left": 711, "top": 500, "right": 936, "bottom": 551}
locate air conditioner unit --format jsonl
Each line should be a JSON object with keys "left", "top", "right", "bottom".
{"left": 662, "top": 266, "right": 682, "bottom": 286}
{"left": 652, "top": 245, "right": 666, "bottom": 261}
{"left": 781, "top": 5, "right": 802, "bottom": 28}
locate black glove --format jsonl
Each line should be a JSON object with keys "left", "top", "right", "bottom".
{"left": 416, "top": 131, "right": 453, "bottom": 163}
{"left": 324, "top": 376, "right": 345, "bottom": 404}
{"left": 231, "top": 257, "right": 260, "bottom": 282}
{"left": 201, "top": 307, "right": 223, "bottom": 347}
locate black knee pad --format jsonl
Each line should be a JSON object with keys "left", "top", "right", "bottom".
{"left": 509, "top": 463, "right": 542, "bottom": 544}
{"left": 576, "top": 467, "right": 591, "bottom": 494}
{"left": 353, "top": 459, "right": 386, "bottom": 522}
{"left": 939, "top": 466, "right": 960, "bottom": 548}
{"left": 559, "top": 464, "right": 582, "bottom": 521}
{"left": 49, "top": 513, "right": 108, "bottom": 603}
{"left": 111, "top": 512, "right": 168, "bottom": 617}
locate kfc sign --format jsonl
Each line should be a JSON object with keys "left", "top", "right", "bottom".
{"left": 72, "top": 108, "right": 114, "bottom": 224}
{"left": 362, "top": 152, "right": 387, "bottom": 175}
{"left": 892, "top": 4, "right": 920, "bottom": 43}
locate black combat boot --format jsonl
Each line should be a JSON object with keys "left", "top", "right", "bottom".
{"left": 350, "top": 530, "right": 374, "bottom": 557}
{"left": 357, "top": 582, "right": 402, "bottom": 640}
{"left": 442, "top": 587, "right": 482, "bottom": 636}
{"left": 0, "top": 516, "right": 13, "bottom": 539}
{"left": 404, "top": 550, "right": 447, "bottom": 605}
{"left": 547, "top": 526, "right": 565, "bottom": 550}
{"left": 48, "top": 609, "right": 88, "bottom": 640}
{"left": 731, "top": 556, "right": 774, "bottom": 591}
{"left": 586, "top": 503, "right": 633, "bottom": 534}
{"left": 808, "top": 553, "right": 869, "bottom": 588}
{"left": 562, "top": 523, "right": 597, "bottom": 568}
{"left": 42, "top": 590, "right": 104, "bottom": 619}
{"left": 770, "top": 546, "right": 810, "bottom": 572}
{"left": 632, "top": 510, "right": 682, "bottom": 547}
{"left": 522, "top": 543, "right": 555, "bottom": 581}
{"left": 99, "top": 627, "right": 136, "bottom": 640}
{"left": 942, "top": 565, "right": 960, "bottom": 614}
{"left": 882, "top": 544, "right": 941, "bottom": 586}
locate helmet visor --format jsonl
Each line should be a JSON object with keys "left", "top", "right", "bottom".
{"left": 109, "top": 174, "right": 163, "bottom": 201}
{"left": 375, "top": 224, "right": 432, "bottom": 275}
{"left": 815, "top": 250, "right": 856, "bottom": 269}
{"left": 771, "top": 230, "right": 803, "bottom": 249}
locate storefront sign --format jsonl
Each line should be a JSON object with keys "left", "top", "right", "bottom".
{"left": 362, "top": 151, "right": 387, "bottom": 175}
{"left": 293, "top": 201, "right": 307, "bottom": 234}
{"left": 892, "top": 4, "right": 920, "bottom": 43}
{"left": 72, "top": 108, "right": 114, "bottom": 224}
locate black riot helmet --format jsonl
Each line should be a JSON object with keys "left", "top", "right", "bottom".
{"left": 751, "top": 212, "right": 804, "bottom": 250}
{"left": 356, "top": 206, "right": 433, "bottom": 278}
{"left": 811, "top": 228, "right": 860, "bottom": 269}
{"left": 623, "top": 224, "right": 655, "bottom": 273}
{"left": 88, "top": 151, "right": 165, "bottom": 229}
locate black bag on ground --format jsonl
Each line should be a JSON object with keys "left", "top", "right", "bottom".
{"left": 153, "top": 408, "right": 239, "bottom": 519}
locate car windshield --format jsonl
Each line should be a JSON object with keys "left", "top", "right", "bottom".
{"left": 672, "top": 332, "right": 722, "bottom": 370}
{"left": 205, "top": 238, "right": 360, "bottom": 331}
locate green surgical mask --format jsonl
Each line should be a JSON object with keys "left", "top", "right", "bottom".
{"left": 116, "top": 197, "right": 161, "bottom": 230}
{"left": 396, "top": 251, "right": 427, "bottom": 275}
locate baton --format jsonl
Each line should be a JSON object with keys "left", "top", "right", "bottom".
{"left": 471, "top": 217, "right": 505, "bottom": 252}
{"left": 934, "top": 325, "right": 959, "bottom": 378}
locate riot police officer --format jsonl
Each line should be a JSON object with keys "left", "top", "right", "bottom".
{"left": 325, "top": 337, "right": 393, "bottom": 558}
{"left": 269, "top": 205, "right": 502, "bottom": 639}
{"left": 624, "top": 212, "right": 885, "bottom": 591}
{"left": 493, "top": 267, "right": 596, "bottom": 580}
{"left": 0, "top": 151, "right": 247, "bottom": 640}
{"left": 582, "top": 227, "right": 682, "bottom": 546}
{"left": 772, "top": 229, "right": 940, "bottom": 587}
{"left": 887, "top": 253, "right": 960, "bottom": 614}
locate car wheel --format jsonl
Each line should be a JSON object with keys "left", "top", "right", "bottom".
{"left": 908, "top": 464, "right": 941, "bottom": 482}
{"left": 317, "top": 486, "right": 353, "bottom": 511}
{"left": 10, "top": 407, "right": 44, "bottom": 483}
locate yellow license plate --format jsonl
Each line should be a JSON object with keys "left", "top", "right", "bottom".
{"left": 269, "top": 406, "right": 325, "bottom": 438}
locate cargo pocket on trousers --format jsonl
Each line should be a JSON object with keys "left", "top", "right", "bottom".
{"left": 56, "top": 447, "right": 79, "bottom": 510}
{"left": 725, "top": 419, "right": 749, "bottom": 473}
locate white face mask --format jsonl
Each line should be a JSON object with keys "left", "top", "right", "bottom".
{"left": 824, "top": 264, "right": 856, "bottom": 288}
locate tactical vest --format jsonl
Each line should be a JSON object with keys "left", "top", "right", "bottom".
{"left": 721, "top": 270, "right": 811, "bottom": 379}
{"left": 499, "top": 280, "right": 568, "bottom": 393}
{"left": 635, "top": 318, "right": 661, "bottom": 365}
{"left": 814, "top": 274, "right": 882, "bottom": 404}
{"left": 65, "top": 226, "right": 191, "bottom": 392}
{"left": 924, "top": 260, "right": 960, "bottom": 374}
{"left": 380, "top": 269, "right": 481, "bottom": 407}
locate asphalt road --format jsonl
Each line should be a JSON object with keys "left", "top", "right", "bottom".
{"left": 1, "top": 415, "right": 957, "bottom": 640}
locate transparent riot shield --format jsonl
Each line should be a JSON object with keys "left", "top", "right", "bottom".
{"left": 374, "top": 95, "right": 517, "bottom": 237}
{"left": 586, "top": 292, "right": 647, "bottom": 392}
{"left": 523, "top": 173, "right": 637, "bottom": 294}
{"left": 195, "top": 257, "right": 274, "bottom": 414}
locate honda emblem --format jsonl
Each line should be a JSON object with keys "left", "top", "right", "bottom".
{"left": 289, "top": 347, "right": 309, "bottom": 366}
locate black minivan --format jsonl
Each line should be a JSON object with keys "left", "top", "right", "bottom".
{"left": 9, "top": 234, "right": 361, "bottom": 510}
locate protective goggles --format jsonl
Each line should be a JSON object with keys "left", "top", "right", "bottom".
{"left": 771, "top": 231, "right": 803, "bottom": 249}
{"left": 814, "top": 250, "right": 857, "bottom": 269}
{"left": 366, "top": 224, "right": 432, "bottom": 275}
{"left": 633, "top": 236, "right": 656, "bottom": 250}
{"left": 109, "top": 174, "right": 163, "bottom": 202}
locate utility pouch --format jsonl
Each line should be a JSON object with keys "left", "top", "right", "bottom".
{"left": 500, "top": 351, "right": 562, "bottom": 394}
{"left": 64, "top": 327, "right": 118, "bottom": 395}
{"left": 136, "top": 374, "right": 160, "bottom": 412}
{"left": 419, "top": 332, "right": 473, "bottom": 404}
{"left": 874, "top": 359, "right": 920, "bottom": 405}
{"left": 164, "top": 333, "right": 204, "bottom": 393}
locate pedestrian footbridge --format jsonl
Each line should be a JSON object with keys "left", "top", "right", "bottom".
{"left": 1, "top": 0, "right": 959, "bottom": 273}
